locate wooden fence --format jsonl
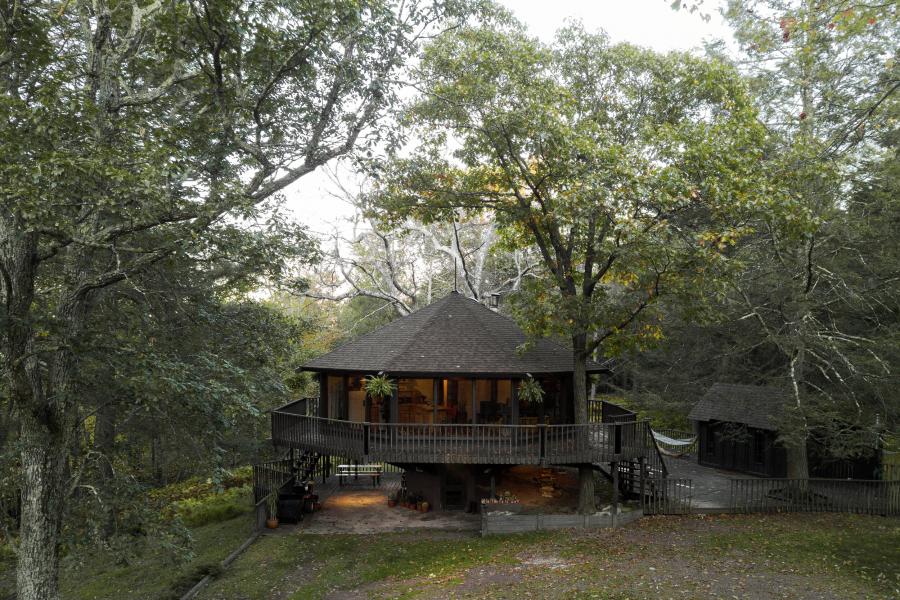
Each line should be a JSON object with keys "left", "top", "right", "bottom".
{"left": 729, "top": 478, "right": 900, "bottom": 516}
{"left": 642, "top": 478, "right": 692, "bottom": 515}
{"left": 883, "top": 451, "right": 900, "bottom": 482}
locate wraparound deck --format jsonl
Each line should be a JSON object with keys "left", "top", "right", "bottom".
{"left": 271, "top": 408, "right": 655, "bottom": 466}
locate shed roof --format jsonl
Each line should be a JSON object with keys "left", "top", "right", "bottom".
{"left": 301, "top": 291, "right": 607, "bottom": 376}
{"left": 688, "top": 383, "right": 789, "bottom": 431}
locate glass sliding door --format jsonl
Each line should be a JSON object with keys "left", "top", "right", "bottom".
{"left": 347, "top": 376, "right": 366, "bottom": 422}
{"left": 326, "top": 375, "right": 347, "bottom": 420}
{"left": 442, "top": 378, "right": 472, "bottom": 424}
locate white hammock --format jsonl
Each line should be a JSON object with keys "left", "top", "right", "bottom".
{"left": 651, "top": 430, "right": 697, "bottom": 447}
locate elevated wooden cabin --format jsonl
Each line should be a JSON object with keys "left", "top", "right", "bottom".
{"left": 271, "top": 292, "right": 660, "bottom": 510}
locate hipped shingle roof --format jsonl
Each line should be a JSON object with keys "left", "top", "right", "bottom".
{"left": 301, "top": 292, "right": 606, "bottom": 376}
{"left": 688, "top": 383, "right": 789, "bottom": 431}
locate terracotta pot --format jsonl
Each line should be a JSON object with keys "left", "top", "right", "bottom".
{"left": 265, "top": 518, "right": 279, "bottom": 529}
{"left": 420, "top": 501, "right": 429, "bottom": 513}
{"left": 388, "top": 500, "right": 396, "bottom": 507}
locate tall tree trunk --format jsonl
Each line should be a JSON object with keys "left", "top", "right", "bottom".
{"left": 2, "top": 226, "right": 67, "bottom": 600}
{"left": 786, "top": 341, "right": 810, "bottom": 480}
{"left": 573, "top": 334, "right": 595, "bottom": 514}
{"left": 17, "top": 411, "right": 67, "bottom": 600}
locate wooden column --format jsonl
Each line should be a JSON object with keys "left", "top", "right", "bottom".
{"left": 390, "top": 385, "right": 398, "bottom": 423}
{"left": 511, "top": 379, "right": 519, "bottom": 424}
{"left": 341, "top": 375, "right": 349, "bottom": 421}
{"left": 433, "top": 378, "right": 440, "bottom": 423}
{"left": 319, "top": 372, "right": 328, "bottom": 418}
{"left": 471, "top": 379, "right": 477, "bottom": 424}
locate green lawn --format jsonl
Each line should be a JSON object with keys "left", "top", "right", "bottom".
{"left": 197, "top": 514, "right": 899, "bottom": 600}
{"left": 2, "top": 513, "right": 897, "bottom": 599}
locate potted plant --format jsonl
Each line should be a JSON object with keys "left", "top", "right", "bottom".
{"left": 419, "top": 500, "right": 429, "bottom": 513}
{"left": 363, "top": 372, "right": 396, "bottom": 404}
{"left": 388, "top": 492, "right": 397, "bottom": 508}
{"left": 517, "top": 374, "right": 544, "bottom": 406}
{"left": 265, "top": 492, "right": 279, "bottom": 529}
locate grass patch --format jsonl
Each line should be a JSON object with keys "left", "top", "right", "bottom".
{"left": 199, "top": 530, "right": 550, "bottom": 600}
{"left": 198, "top": 513, "right": 899, "bottom": 600}
{"left": 696, "top": 513, "right": 900, "bottom": 591}
{"left": 59, "top": 512, "right": 254, "bottom": 600}
{"left": 174, "top": 485, "right": 253, "bottom": 528}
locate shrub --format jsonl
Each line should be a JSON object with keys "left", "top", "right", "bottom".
{"left": 173, "top": 486, "right": 251, "bottom": 528}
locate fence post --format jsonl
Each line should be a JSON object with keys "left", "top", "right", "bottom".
{"left": 611, "top": 461, "right": 619, "bottom": 521}
{"left": 614, "top": 424, "right": 622, "bottom": 455}
{"left": 363, "top": 423, "right": 370, "bottom": 458}
{"left": 539, "top": 425, "right": 546, "bottom": 463}
{"left": 638, "top": 456, "right": 646, "bottom": 507}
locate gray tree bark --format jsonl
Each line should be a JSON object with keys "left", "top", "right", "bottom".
{"left": 572, "top": 333, "right": 595, "bottom": 514}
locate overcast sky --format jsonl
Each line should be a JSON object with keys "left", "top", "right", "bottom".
{"left": 283, "top": 0, "right": 732, "bottom": 236}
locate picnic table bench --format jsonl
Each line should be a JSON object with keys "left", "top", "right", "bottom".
{"left": 337, "top": 464, "right": 382, "bottom": 487}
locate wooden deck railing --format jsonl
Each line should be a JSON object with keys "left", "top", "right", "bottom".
{"left": 271, "top": 410, "right": 653, "bottom": 465}
{"left": 252, "top": 458, "right": 294, "bottom": 504}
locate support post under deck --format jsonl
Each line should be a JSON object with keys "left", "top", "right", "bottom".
{"left": 611, "top": 460, "right": 619, "bottom": 521}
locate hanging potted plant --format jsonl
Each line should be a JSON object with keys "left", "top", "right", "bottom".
{"left": 265, "top": 492, "right": 279, "bottom": 529}
{"left": 363, "top": 372, "right": 396, "bottom": 406}
{"left": 517, "top": 374, "right": 545, "bottom": 405}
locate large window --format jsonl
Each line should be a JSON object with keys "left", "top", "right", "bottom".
{"left": 442, "top": 378, "right": 472, "bottom": 424}
{"left": 518, "top": 377, "right": 567, "bottom": 424}
{"left": 475, "top": 379, "right": 513, "bottom": 424}
{"left": 347, "top": 376, "right": 366, "bottom": 422}
{"left": 327, "top": 375, "right": 347, "bottom": 420}
{"left": 397, "top": 378, "right": 435, "bottom": 423}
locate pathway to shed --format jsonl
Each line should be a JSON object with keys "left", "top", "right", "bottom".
{"left": 665, "top": 456, "right": 758, "bottom": 510}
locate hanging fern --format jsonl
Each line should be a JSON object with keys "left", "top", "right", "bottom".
{"left": 363, "top": 373, "right": 396, "bottom": 400}
{"left": 517, "top": 374, "right": 544, "bottom": 405}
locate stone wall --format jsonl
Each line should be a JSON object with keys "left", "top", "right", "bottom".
{"left": 481, "top": 508, "right": 643, "bottom": 535}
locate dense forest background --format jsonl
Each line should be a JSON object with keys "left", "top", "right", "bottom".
{"left": 0, "top": 0, "right": 897, "bottom": 598}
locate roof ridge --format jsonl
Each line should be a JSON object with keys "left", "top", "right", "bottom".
{"left": 462, "top": 296, "right": 608, "bottom": 369}
{"left": 383, "top": 294, "right": 464, "bottom": 373}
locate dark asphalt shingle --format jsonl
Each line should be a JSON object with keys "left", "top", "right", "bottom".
{"left": 301, "top": 291, "right": 606, "bottom": 375}
{"left": 688, "top": 383, "right": 790, "bottom": 431}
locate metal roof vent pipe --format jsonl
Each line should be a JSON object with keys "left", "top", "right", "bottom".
{"left": 488, "top": 293, "right": 501, "bottom": 311}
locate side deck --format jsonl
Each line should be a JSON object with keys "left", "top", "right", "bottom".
{"left": 271, "top": 409, "right": 655, "bottom": 466}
